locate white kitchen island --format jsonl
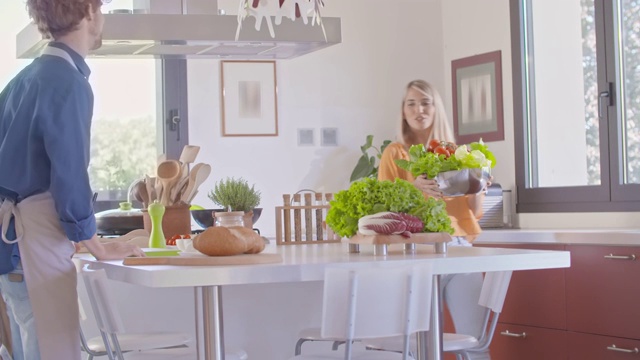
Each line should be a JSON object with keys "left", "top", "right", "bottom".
{"left": 80, "top": 242, "right": 570, "bottom": 360}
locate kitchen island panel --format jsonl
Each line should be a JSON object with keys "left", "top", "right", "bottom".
{"left": 476, "top": 243, "right": 567, "bottom": 330}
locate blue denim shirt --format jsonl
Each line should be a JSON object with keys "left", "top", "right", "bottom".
{"left": 0, "top": 42, "right": 96, "bottom": 274}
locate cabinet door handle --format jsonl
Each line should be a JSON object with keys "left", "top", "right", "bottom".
{"left": 604, "top": 254, "right": 636, "bottom": 260}
{"left": 607, "top": 345, "right": 639, "bottom": 354}
{"left": 500, "top": 330, "right": 527, "bottom": 339}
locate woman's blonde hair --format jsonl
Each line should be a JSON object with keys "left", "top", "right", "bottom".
{"left": 27, "top": 0, "right": 102, "bottom": 39}
{"left": 399, "top": 80, "right": 455, "bottom": 146}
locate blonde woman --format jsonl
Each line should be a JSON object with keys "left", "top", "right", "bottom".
{"left": 378, "top": 79, "right": 485, "bottom": 239}
{"left": 378, "top": 80, "right": 489, "bottom": 359}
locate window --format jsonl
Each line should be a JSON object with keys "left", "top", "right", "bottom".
{"left": 0, "top": 1, "right": 188, "bottom": 211}
{"left": 87, "top": 59, "right": 159, "bottom": 204}
{"left": 512, "top": 0, "right": 640, "bottom": 212}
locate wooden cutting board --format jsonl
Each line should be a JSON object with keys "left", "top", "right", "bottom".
{"left": 122, "top": 253, "right": 283, "bottom": 266}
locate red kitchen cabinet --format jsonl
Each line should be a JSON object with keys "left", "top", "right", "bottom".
{"left": 565, "top": 245, "right": 640, "bottom": 339}
{"left": 474, "top": 243, "right": 567, "bottom": 358}
{"left": 476, "top": 241, "right": 640, "bottom": 360}
{"left": 494, "top": 244, "right": 566, "bottom": 330}
{"left": 568, "top": 331, "right": 640, "bottom": 360}
{"left": 491, "top": 323, "right": 567, "bottom": 360}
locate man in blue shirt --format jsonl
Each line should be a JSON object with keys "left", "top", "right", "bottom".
{"left": 0, "top": 1, "right": 144, "bottom": 359}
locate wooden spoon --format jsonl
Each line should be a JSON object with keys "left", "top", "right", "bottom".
{"left": 145, "top": 175, "right": 155, "bottom": 202}
{"left": 179, "top": 145, "right": 200, "bottom": 174}
{"left": 180, "top": 163, "right": 211, "bottom": 204}
{"left": 157, "top": 153, "right": 167, "bottom": 166}
{"left": 134, "top": 181, "right": 150, "bottom": 208}
{"left": 157, "top": 160, "right": 182, "bottom": 206}
{"left": 171, "top": 174, "right": 191, "bottom": 204}
{"left": 176, "top": 145, "right": 201, "bottom": 192}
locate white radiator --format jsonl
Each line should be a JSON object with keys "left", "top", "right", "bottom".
{"left": 479, "top": 184, "right": 505, "bottom": 229}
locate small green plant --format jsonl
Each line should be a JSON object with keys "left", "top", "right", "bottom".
{"left": 208, "top": 177, "right": 261, "bottom": 212}
{"left": 350, "top": 135, "right": 392, "bottom": 182}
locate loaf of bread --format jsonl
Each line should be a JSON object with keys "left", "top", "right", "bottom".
{"left": 193, "top": 226, "right": 265, "bottom": 256}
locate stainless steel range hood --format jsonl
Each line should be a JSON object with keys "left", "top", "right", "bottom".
{"left": 16, "top": 0, "right": 341, "bottom": 59}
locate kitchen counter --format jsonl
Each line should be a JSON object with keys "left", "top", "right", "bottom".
{"left": 80, "top": 242, "right": 570, "bottom": 288}
{"left": 475, "top": 228, "right": 640, "bottom": 245}
{"left": 78, "top": 241, "right": 569, "bottom": 360}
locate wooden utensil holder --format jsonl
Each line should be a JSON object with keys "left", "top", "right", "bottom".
{"left": 275, "top": 192, "right": 341, "bottom": 245}
{"left": 142, "top": 203, "right": 191, "bottom": 241}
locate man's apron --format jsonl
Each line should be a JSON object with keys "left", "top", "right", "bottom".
{"left": 0, "top": 45, "right": 87, "bottom": 360}
{"left": 1, "top": 193, "right": 80, "bottom": 360}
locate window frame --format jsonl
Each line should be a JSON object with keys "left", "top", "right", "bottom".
{"left": 511, "top": 0, "right": 640, "bottom": 213}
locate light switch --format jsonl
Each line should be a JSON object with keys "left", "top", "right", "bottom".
{"left": 297, "top": 128, "right": 315, "bottom": 146}
{"left": 321, "top": 128, "right": 338, "bottom": 146}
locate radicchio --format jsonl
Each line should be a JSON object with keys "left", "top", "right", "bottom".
{"left": 358, "top": 212, "right": 424, "bottom": 238}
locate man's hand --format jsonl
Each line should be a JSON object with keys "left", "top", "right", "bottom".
{"left": 99, "top": 242, "right": 145, "bottom": 260}
{"left": 82, "top": 234, "right": 145, "bottom": 260}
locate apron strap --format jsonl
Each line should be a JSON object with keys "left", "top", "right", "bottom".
{"left": 40, "top": 46, "right": 80, "bottom": 73}
{"left": 0, "top": 199, "right": 24, "bottom": 244}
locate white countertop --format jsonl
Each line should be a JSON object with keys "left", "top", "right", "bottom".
{"left": 79, "top": 242, "right": 570, "bottom": 288}
{"left": 475, "top": 228, "right": 640, "bottom": 245}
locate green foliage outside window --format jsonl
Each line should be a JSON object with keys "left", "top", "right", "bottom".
{"left": 88, "top": 115, "right": 157, "bottom": 193}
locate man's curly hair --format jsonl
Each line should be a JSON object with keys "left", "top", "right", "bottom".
{"left": 26, "top": 0, "right": 103, "bottom": 39}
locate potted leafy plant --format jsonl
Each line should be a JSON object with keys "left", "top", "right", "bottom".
{"left": 208, "top": 177, "right": 262, "bottom": 228}
{"left": 350, "top": 135, "right": 392, "bottom": 182}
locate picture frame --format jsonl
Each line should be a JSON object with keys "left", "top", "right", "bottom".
{"left": 451, "top": 50, "right": 504, "bottom": 143}
{"left": 220, "top": 60, "right": 278, "bottom": 137}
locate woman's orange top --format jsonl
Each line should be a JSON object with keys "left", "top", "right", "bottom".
{"left": 377, "top": 142, "right": 482, "bottom": 241}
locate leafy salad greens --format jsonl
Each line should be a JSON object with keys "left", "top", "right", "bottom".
{"left": 326, "top": 177, "right": 453, "bottom": 237}
{"left": 395, "top": 140, "right": 497, "bottom": 179}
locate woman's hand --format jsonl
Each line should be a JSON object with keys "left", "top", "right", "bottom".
{"left": 482, "top": 175, "right": 494, "bottom": 193}
{"left": 486, "top": 175, "right": 494, "bottom": 188}
{"left": 469, "top": 175, "right": 494, "bottom": 218}
{"left": 414, "top": 175, "right": 443, "bottom": 200}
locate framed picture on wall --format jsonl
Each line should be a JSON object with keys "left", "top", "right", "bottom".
{"left": 451, "top": 50, "right": 504, "bottom": 143}
{"left": 220, "top": 60, "right": 278, "bottom": 137}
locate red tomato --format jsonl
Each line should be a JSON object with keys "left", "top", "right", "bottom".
{"left": 183, "top": 234, "right": 191, "bottom": 239}
{"left": 445, "top": 142, "right": 457, "bottom": 153}
{"left": 428, "top": 139, "right": 442, "bottom": 152}
{"left": 434, "top": 146, "right": 451, "bottom": 157}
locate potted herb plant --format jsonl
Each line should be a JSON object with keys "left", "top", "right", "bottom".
{"left": 208, "top": 177, "right": 262, "bottom": 228}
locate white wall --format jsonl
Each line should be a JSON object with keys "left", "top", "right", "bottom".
{"left": 441, "top": 0, "right": 515, "bottom": 196}
{"left": 188, "top": 0, "right": 445, "bottom": 237}
{"left": 189, "top": 0, "right": 640, "bottom": 234}
{"left": 440, "top": 0, "right": 640, "bottom": 229}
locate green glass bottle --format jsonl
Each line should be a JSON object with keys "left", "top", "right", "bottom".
{"left": 148, "top": 200, "right": 166, "bottom": 248}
